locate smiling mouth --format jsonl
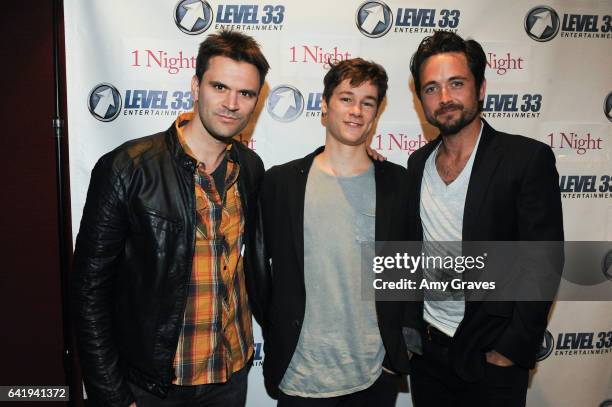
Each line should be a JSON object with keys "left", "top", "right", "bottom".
{"left": 344, "top": 121, "right": 363, "bottom": 128}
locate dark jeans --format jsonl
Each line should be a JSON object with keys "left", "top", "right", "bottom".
{"left": 277, "top": 370, "right": 400, "bottom": 407}
{"left": 410, "top": 329, "right": 529, "bottom": 407}
{"left": 128, "top": 365, "right": 248, "bottom": 407}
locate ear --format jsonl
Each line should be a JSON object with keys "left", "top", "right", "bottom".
{"left": 191, "top": 75, "right": 200, "bottom": 102}
{"left": 321, "top": 98, "right": 328, "bottom": 115}
{"left": 478, "top": 78, "right": 487, "bottom": 102}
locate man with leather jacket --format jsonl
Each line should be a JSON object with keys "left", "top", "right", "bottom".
{"left": 72, "top": 30, "right": 270, "bottom": 407}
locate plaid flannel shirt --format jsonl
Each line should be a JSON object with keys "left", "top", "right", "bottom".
{"left": 172, "top": 112, "right": 253, "bottom": 385}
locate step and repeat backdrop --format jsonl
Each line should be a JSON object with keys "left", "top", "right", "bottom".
{"left": 64, "top": 1, "right": 611, "bottom": 405}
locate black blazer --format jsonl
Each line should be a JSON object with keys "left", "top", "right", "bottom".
{"left": 406, "top": 120, "right": 564, "bottom": 380}
{"left": 261, "top": 146, "right": 413, "bottom": 398}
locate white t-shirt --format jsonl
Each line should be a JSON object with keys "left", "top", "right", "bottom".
{"left": 420, "top": 123, "right": 483, "bottom": 337}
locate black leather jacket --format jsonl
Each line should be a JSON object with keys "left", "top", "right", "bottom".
{"left": 72, "top": 122, "right": 268, "bottom": 407}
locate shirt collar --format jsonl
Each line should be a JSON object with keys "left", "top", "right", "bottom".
{"left": 175, "top": 111, "right": 234, "bottom": 168}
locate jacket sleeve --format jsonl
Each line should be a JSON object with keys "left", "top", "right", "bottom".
{"left": 493, "top": 144, "right": 564, "bottom": 368}
{"left": 402, "top": 155, "right": 424, "bottom": 356}
{"left": 258, "top": 166, "right": 278, "bottom": 340}
{"left": 246, "top": 155, "right": 272, "bottom": 332}
{"left": 71, "top": 154, "right": 134, "bottom": 407}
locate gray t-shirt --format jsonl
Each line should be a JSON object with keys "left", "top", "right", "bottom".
{"left": 279, "top": 160, "right": 384, "bottom": 397}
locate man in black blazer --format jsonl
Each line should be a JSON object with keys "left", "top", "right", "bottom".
{"left": 261, "top": 59, "right": 413, "bottom": 406}
{"left": 405, "top": 32, "right": 563, "bottom": 406}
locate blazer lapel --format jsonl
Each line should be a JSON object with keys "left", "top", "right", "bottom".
{"left": 287, "top": 147, "right": 324, "bottom": 276}
{"left": 411, "top": 137, "right": 441, "bottom": 239}
{"left": 374, "top": 161, "right": 393, "bottom": 241}
{"left": 462, "top": 120, "right": 501, "bottom": 241}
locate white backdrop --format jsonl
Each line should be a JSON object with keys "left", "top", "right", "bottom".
{"left": 64, "top": 1, "right": 612, "bottom": 405}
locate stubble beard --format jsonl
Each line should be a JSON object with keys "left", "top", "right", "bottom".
{"left": 427, "top": 101, "right": 481, "bottom": 137}
{"left": 199, "top": 107, "right": 247, "bottom": 144}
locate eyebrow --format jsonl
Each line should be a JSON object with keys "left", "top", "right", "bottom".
{"left": 422, "top": 75, "right": 469, "bottom": 88}
{"left": 362, "top": 95, "right": 378, "bottom": 103}
{"left": 337, "top": 90, "right": 377, "bottom": 101}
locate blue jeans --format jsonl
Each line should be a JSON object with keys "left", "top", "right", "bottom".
{"left": 128, "top": 365, "right": 248, "bottom": 407}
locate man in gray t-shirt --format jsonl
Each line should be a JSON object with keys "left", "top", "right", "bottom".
{"left": 261, "top": 59, "right": 414, "bottom": 406}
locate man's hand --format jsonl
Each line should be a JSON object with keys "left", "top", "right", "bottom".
{"left": 366, "top": 145, "right": 387, "bottom": 161}
{"left": 485, "top": 350, "right": 514, "bottom": 367}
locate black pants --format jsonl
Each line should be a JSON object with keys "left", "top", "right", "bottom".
{"left": 410, "top": 328, "right": 529, "bottom": 407}
{"left": 128, "top": 364, "right": 248, "bottom": 407}
{"left": 277, "top": 370, "right": 400, "bottom": 407}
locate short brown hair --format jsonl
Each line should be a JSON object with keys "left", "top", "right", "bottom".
{"left": 410, "top": 31, "right": 486, "bottom": 99}
{"left": 195, "top": 30, "right": 270, "bottom": 87}
{"left": 323, "top": 58, "right": 388, "bottom": 107}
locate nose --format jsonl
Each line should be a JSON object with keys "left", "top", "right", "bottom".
{"left": 349, "top": 103, "right": 362, "bottom": 117}
{"left": 224, "top": 91, "right": 239, "bottom": 112}
{"left": 440, "top": 85, "right": 452, "bottom": 104}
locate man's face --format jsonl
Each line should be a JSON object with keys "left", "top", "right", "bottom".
{"left": 322, "top": 79, "right": 379, "bottom": 146}
{"left": 191, "top": 55, "right": 260, "bottom": 141}
{"left": 418, "top": 52, "right": 485, "bottom": 135}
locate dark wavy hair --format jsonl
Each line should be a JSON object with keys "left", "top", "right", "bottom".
{"left": 195, "top": 30, "right": 270, "bottom": 87}
{"left": 323, "top": 58, "right": 388, "bottom": 107}
{"left": 410, "top": 31, "right": 486, "bottom": 99}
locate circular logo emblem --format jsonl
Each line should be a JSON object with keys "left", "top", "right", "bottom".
{"left": 174, "top": 0, "right": 213, "bottom": 35}
{"left": 524, "top": 6, "right": 560, "bottom": 42}
{"left": 604, "top": 92, "right": 612, "bottom": 123}
{"left": 602, "top": 249, "right": 612, "bottom": 281}
{"left": 536, "top": 330, "right": 554, "bottom": 361}
{"left": 266, "top": 85, "right": 304, "bottom": 122}
{"left": 356, "top": 1, "right": 393, "bottom": 38}
{"left": 87, "top": 83, "right": 122, "bottom": 122}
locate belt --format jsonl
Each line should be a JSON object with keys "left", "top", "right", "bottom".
{"left": 425, "top": 324, "right": 453, "bottom": 347}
